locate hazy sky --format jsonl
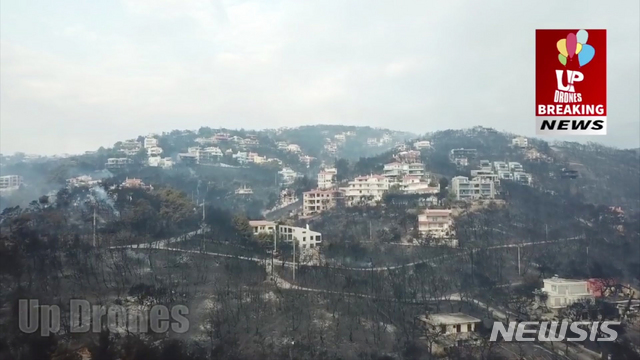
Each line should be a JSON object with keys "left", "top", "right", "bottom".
{"left": 1, "top": 0, "right": 639, "bottom": 155}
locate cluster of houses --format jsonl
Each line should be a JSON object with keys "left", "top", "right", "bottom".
{"left": 323, "top": 131, "right": 356, "bottom": 155}
{"left": 195, "top": 132, "right": 260, "bottom": 148}
{"left": 302, "top": 158, "right": 441, "bottom": 217}
{"left": 366, "top": 133, "right": 394, "bottom": 147}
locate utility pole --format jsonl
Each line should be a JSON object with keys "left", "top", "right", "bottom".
{"left": 517, "top": 246, "right": 521, "bottom": 276}
{"left": 369, "top": 220, "right": 372, "bottom": 241}
{"left": 292, "top": 238, "right": 296, "bottom": 282}
{"left": 545, "top": 224, "right": 548, "bottom": 242}
{"left": 201, "top": 201, "right": 206, "bottom": 251}
{"left": 93, "top": 205, "right": 97, "bottom": 247}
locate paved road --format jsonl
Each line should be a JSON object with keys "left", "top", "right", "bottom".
{"left": 111, "top": 235, "right": 583, "bottom": 272}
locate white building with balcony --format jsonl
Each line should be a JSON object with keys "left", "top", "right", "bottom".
{"left": 512, "top": 136, "right": 528, "bottom": 148}
{"left": 508, "top": 162, "right": 524, "bottom": 172}
{"left": 383, "top": 162, "right": 424, "bottom": 180}
{"left": 303, "top": 189, "right": 343, "bottom": 216}
{"left": 451, "top": 176, "right": 495, "bottom": 200}
{"left": 144, "top": 137, "right": 158, "bottom": 149}
{"left": 278, "top": 224, "right": 322, "bottom": 249}
{"left": 344, "top": 175, "right": 389, "bottom": 206}
{"left": 148, "top": 157, "right": 173, "bottom": 168}
{"left": 413, "top": 140, "right": 432, "bottom": 150}
{"left": 0, "top": 175, "right": 23, "bottom": 190}
{"left": 540, "top": 277, "right": 595, "bottom": 311}
{"left": 318, "top": 168, "right": 337, "bottom": 189}
{"left": 418, "top": 209, "right": 456, "bottom": 245}
{"left": 147, "top": 146, "right": 163, "bottom": 156}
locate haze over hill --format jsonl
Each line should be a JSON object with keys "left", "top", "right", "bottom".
{"left": 1, "top": 0, "right": 638, "bottom": 154}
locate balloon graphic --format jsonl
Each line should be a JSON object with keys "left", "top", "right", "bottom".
{"left": 576, "top": 29, "right": 589, "bottom": 44}
{"left": 576, "top": 43, "right": 583, "bottom": 55}
{"left": 566, "top": 33, "right": 577, "bottom": 59}
{"left": 557, "top": 39, "right": 568, "bottom": 57}
{"left": 578, "top": 44, "right": 595, "bottom": 67}
{"left": 558, "top": 54, "right": 567, "bottom": 66}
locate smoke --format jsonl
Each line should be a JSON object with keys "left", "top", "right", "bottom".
{"left": 91, "top": 186, "right": 120, "bottom": 217}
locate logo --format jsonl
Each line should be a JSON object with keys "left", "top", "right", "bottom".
{"left": 18, "top": 299, "right": 190, "bottom": 336}
{"left": 536, "top": 29, "right": 607, "bottom": 135}
{"left": 489, "top": 321, "right": 620, "bottom": 342}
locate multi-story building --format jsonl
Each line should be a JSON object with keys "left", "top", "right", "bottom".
{"left": 278, "top": 224, "right": 322, "bottom": 249}
{"left": 418, "top": 209, "right": 455, "bottom": 244}
{"left": 450, "top": 148, "right": 477, "bottom": 160}
{"left": 498, "top": 171, "right": 513, "bottom": 180}
{"left": 147, "top": 146, "right": 163, "bottom": 156}
{"left": 318, "top": 168, "right": 337, "bottom": 189}
{"left": 508, "top": 162, "right": 524, "bottom": 172}
{"left": 334, "top": 134, "right": 346, "bottom": 143}
{"left": 249, "top": 220, "right": 277, "bottom": 235}
{"left": 512, "top": 136, "right": 528, "bottom": 148}
{"left": 513, "top": 172, "right": 532, "bottom": 185}
{"left": 450, "top": 176, "right": 496, "bottom": 200}
{"left": 144, "top": 137, "right": 158, "bottom": 149}
{"left": 413, "top": 140, "right": 432, "bottom": 150}
{"left": 248, "top": 222, "right": 322, "bottom": 250}
{"left": 303, "top": 189, "right": 343, "bottom": 216}
{"left": 233, "top": 151, "right": 249, "bottom": 164}
{"left": 344, "top": 175, "right": 389, "bottom": 206}
{"left": 106, "top": 158, "right": 133, "bottom": 169}
{"left": 493, "top": 161, "right": 509, "bottom": 172}
{"left": 276, "top": 141, "right": 288, "bottom": 150}
{"left": 540, "top": 277, "right": 595, "bottom": 311}
{"left": 383, "top": 162, "right": 424, "bottom": 180}
{"left": 479, "top": 160, "right": 492, "bottom": 171}
{"left": 120, "top": 139, "right": 142, "bottom": 156}
{"left": 0, "top": 175, "right": 23, "bottom": 189}
{"left": 148, "top": 157, "right": 173, "bottom": 168}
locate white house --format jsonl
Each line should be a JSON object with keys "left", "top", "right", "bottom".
{"left": 249, "top": 220, "right": 277, "bottom": 235}
{"left": 493, "top": 161, "right": 509, "bottom": 172}
{"left": 318, "top": 168, "right": 337, "bottom": 189}
{"left": 450, "top": 176, "right": 496, "bottom": 200}
{"left": 383, "top": 162, "right": 424, "bottom": 180}
{"left": 512, "top": 136, "right": 528, "bottom": 148}
{"left": 303, "top": 189, "right": 343, "bottom": 216}
{"left": 0, "top": 175, "right": 23, "bottom": 190}
{"left": 508, "top": 162, "right": 524, "bottom": 172}
{"left": 147, "top": 146, "right": 163, "bottom": 156}
{"left": 144, "top": 137, "right": 158, "bottom": 149}
{"left": 344, "top": 175, "right": 389, "bottom": 206}
{"left": 540, "top": 277, "right": 595, "bottom": 311}
{"left": 148, "top": 157, "right": 173, "bottom": 168}
{"left": 278, "top": 224, "right": 322, "bottom": 249}
{"left": 414, "top": 140, "right": 432, "bottom": 150}
{"left": 418, "top": 209, "right": 456, "bottom": 245}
